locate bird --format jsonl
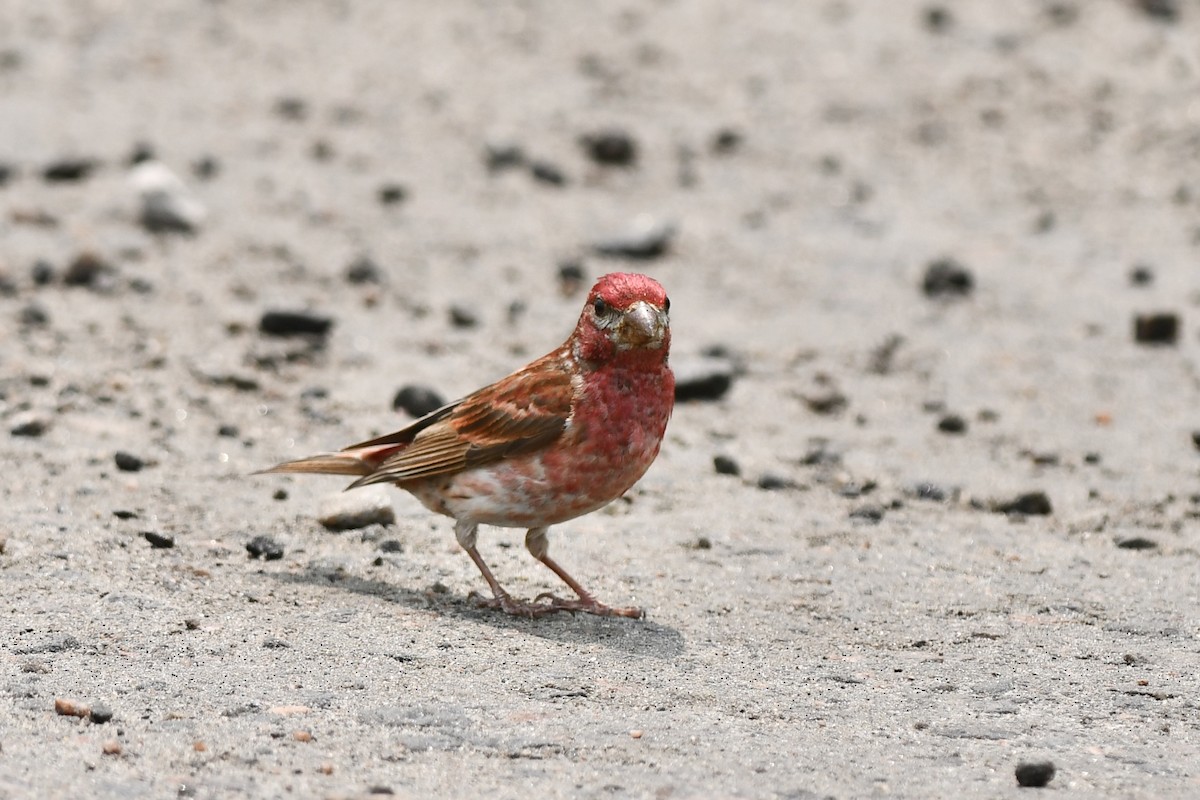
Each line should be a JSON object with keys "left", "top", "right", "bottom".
{"left": 261, "top": 272, "right": 674, "bottom": 618}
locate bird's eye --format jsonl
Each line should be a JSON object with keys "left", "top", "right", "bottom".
{"left": 663, "top": 296, "right": 671, "bottom": 314}
{"left": 593, "top": 297, "right": 608, "bottom": 316}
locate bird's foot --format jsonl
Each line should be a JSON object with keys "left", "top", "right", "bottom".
{"left": 468, "top": 590, "right": 561, "bottom": 618}
{"left": 532, "top": 592, "right": 645, "bottom": 619}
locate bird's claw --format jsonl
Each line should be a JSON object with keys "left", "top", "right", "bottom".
{"left": 468, "top": 590, "right": 559, "bottom": 618}
{"left": 532, "top": 591, "right": 645, "bottom": 619}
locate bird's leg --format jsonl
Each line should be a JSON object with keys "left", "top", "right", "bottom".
{"left": 455, "top": 520, "right": 557, "bottom": 618}
{"left": 525, "top": 527, "right": 645, "bottom": 619}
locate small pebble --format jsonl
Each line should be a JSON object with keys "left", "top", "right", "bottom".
{"left": 10, "top": 411, "right": 50, "bottom": 437}
{"left": 55, "top": 697, "right": 90, "bottom": 718}
{"left": 713, "top": 454, "right": 741, "bottom": 476}
{"left": 63, "top": 252, "right": 114, "bottom": 288}
{"left": 89, "top": 705, "right": 113, "bottom": 724}
{"left": 593, "top": 215, "right": 675, "bottom": 260}
{"left": 192, "top": 155, "right": 220, "bottom": 180}
{"left": 378, "top": 539, "right": 403, "bottom": 554}
{"left": 914, "top": 483, "right": 948, "bottom": 502}
{"left": 378, "top": 183, "right": 408, "bottom": 205}
{"left": 673, "top": 356, "right": 736, "bottom": 402}
{"left": 392, "top": 384, "right": 446, "bottom": 417}
{"left": 757, "top": 473, "right": 796, "bottom": 491}
{"left": 345, "top": 255, "right": 383, "bottom": 285}
{"left": 30, "top": 259, "right": 56, "bottom": 285}
{"left": 580, "top": 129, "right": 638, "bottom": 166}
{"left": 143, "top": 531, "right": 175, "bottom": 549}
{"left": 448, "top": 304, "right": 479, "bottom": 328}
{"left": 1116, "top": 536, "right": 1158, "bottom": 551}
{"left": 1133, "top": 312, "right": 1179, "bottom": 345}
{"left": 937, "top": 414, "right": 967, "bottom": 434}
{"left": 529, "top": 160, "right": 567, "bottom": 186}
{"left": 259, "top": 310, "right": 333, "bottom": 337}
{"left": 1014, "top": 760, "right": 1056, "bottom": 787}
{"left": 850, "top": 504, "right": 885, "bottom": 523}
{"left": 557, "top": 261, "right": 586, "bottom": 296}
{"left": 318, "top": 486, "right": 396, "bottom": 531}
{"left": 114, "top": 451, "right": 145, "bottom": 472}
{"left": 218, "top": 424, "right": 239, "bottom": 438}
{"left": 130, "top": 160, "right": 206, "bottom": 233}
{"left": 18, "top": 303, "right": 50, "bottom": 327}
{"left": 246, "top": 535, "right": 284, "bottom": 561}
{"left": 273, "top": 489, "right": 288, "bottom": 501}
{"left": 101, "top": 740, "right": 122, "bottom": 756}
{"left": 1129, "top": 265, "right": 1154, "bottom": 286}
{"left": 922, "top": 258, "right": 974, "bottom": 298}
{"left": 293, "top": 730, "right": 313, "bottom": 743}
{"left": 630, "top": 730, "right": 644, "bottom": 740}
{"left": 710, "top": 127, "right": 743, "bottom": 154}
{"left": 995, "top": 492, "right": 1053, "bottom": 516}
{"left": 274, "top": 96, "right": 308, "bottom": 121}
{"left": 43, "top": 158, "right": 97, "bottom": 183}
{"left": 1136, "top": 0, "right": 1178, "bottom": 22}
{"left": 484, "top": 138, "right": 525, "bottom": 171}
{"left": 922, "top": 5, "right": 953, "bottom": 32}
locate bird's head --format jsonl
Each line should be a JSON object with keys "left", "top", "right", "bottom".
{"left": 572, "top": 272, "right": 671, "bottom": 368}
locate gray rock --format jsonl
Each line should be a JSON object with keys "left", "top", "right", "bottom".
{"left": 318, "top": 486, "right": 396, "bottom": 531}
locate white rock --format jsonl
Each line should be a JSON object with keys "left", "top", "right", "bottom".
{"left": 129, "top": 160, "right": 207, "bottom": 233}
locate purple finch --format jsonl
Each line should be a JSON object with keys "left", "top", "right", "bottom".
{"left": 263, "top": 272, "right": 674, "bottom": 618}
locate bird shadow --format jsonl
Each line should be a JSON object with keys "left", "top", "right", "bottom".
{"left": 270, "top": 568, "right": 686, "bottom": 659}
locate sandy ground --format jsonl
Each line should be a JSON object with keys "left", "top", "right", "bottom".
{"left": 2, "top": 1, "right": 1199, "bottom": 797}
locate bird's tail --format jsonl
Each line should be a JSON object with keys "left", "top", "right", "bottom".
{"left": 256, "top": 443, "right": 404, "bottom": 478}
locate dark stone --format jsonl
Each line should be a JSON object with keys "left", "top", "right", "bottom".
{"left": 1129, "top": 265, "right": 1155, "bottom": 286}
{"left": 273, "top": 489, "right": 288, "bottom": 501}
{"left": 995, "top": 492, "right": 1052, "bottom": 516}
{"left": 850, "top": 504, "right": 884, "bottom": 523}
{"left": 192, "top": 155, "right": 220, "bottom": 180}
{"left": 448, "top": 304, "right": 479, "bottom": 328}
{"left": 1014, "top": 760, "right": 1056, "bottom": 787}
{"left": 529, "top": 160, "right": 567, "bottom": 186}
{"left": 914, "top": 483, "right": 948, "bottom": 502}
{"left": 802, "top": 390, "right": 848, "bottom": 415}
{"left": 757, "top": 473, "right": 797, "bottom": 491}
{"left": 114, "top": 451, "right": 145, "bottom": 472}
{"left": 112, "top": 510, "right": 138, "bottom": 520}
{"left": 378, "top": 183, "right": 408, "bottom": 205}
{"left": 89, "top": 705, "right": 114, "bottom": 724}
{"left": 379, "top": 539, "right": 403, "bottom": 554}
{"left": 1116, "top": 536, "right": 1158, "bottom": 551}
{"left": 580, "top": 129, "right": 638, "bottom": 166}
{"left": 63, "top": 252, "right": 114, "bottom": 288}
{"left": 217, "top": 424, "right": 239, "bottom": 438}
{"left": 30, "top": 259, "right": 55, "bottom": 285}
{"left": 10, "top": 413, "right": 50, "bottom": 437}
{"left": 259, "top": 310, "right": 333, "bottom": 337}
{"left": 937, "top": 414, "right": 967, "bottom": 434}
{"left": 1084, "top": 452, "right": 1102, "bottom": 464}
{"left": 274, "top": 96, "right": 308, "bottom": 121}
{"left": 557, "top": 261, "right": 586, "bottom": 295}
{"left": 1133, "top": 313, "right": 1178, "bottom": 344}
{"left": 710, "top": 127, "right": 743, "bottom": 155}
{"left": 1136, "top": 0, "right": 1178, "bottom": 22}
{"left": 713, "top": 455, "right": 741, "bottom": 476}
{"left": 392, "top": 384, "right": 446, "bottom": 417}
{"left": 0, "top": 162, "right": 15, "bottom": 186}
{"left": 922, "top": 258, "right": 974, "bottom": 298}
{"left": 674, "top": 357, "right": 735, "bottom": 401}
{"left": 127, "top": 142, "right": 155, "bottom": 165}
{"left": 143, "top": 531, "right": 175, "bottom": 549}
{"left": 42, "top": 158, "right": 97, "bottom": 183}
{"left": 18, "top": 304, "right": 49, "bottom": 327}
{"left": 263, "top": 637, "right": 290, "bottom": 649}
{"left": 923, "top": 5, "right": 953, "bottom": 32}
{"left": 246, "top": 535, "right": 284, "bottom": 561}
{"left": 345, "top": 255, "right": 383, "bottom": 285}
{"left": 484, "top": 139, "right": 525, "bottom": 172}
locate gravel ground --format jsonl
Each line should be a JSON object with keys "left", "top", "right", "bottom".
{"left": 2, "top": 1, "right": 1199, "bottom": 797}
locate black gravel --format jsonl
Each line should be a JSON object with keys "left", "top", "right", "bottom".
{"left": 259, "top": 310, "right": 334, "bottom": 337}
{"left": 393, "top": 384, "right": 447, "bottom": 417}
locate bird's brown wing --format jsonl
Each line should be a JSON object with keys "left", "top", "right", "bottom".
{"left": 346, "top": 353, "right": 574, "bottom": 489}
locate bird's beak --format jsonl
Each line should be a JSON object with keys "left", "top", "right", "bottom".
{"left": 617, "top": 300, "right": 666, "bottom": 349}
